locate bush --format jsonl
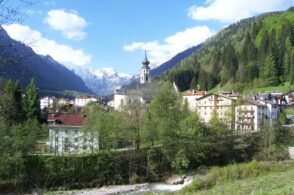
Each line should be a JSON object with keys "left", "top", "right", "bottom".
{"left": 184, "top": 160, "right": 294, "bottom": 192}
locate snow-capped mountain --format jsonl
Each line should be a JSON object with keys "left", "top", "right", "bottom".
{"left": 77, "top": 67, "right": 134, "bottom": 96}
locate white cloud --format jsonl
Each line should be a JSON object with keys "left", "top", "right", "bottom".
{"left": 44, "top": 9, "right": 88, "bottom": 40}
{"left": 188, "top": 0, "right": 293, "bottom": 23}
{"left": 3, "top": 23, "right": 92, "bottom": 67}
{"left": 123, "top": 26, "right": 215, "bottom": 67}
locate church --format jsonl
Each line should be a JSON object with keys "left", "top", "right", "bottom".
{"left": 112, "top": 52, "right": 153, "bottom": 110}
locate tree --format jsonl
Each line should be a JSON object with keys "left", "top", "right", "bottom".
{"left": 278, "top": 110, "right": 287, "bottom": 125}
{"left": 190, "top": 76, "right": 197, "bottom": 89}
{"left": 0, "top": 0, "right": 32, "bottom": 24}
{"left": 25, "top": 79, "right": 40, "bottom": 121}
{"left": 122, "top": 99, "right": 147, "bottom": 150}
{"left": 209, "top": 109, "right": 227, "bottom": 135}
{"left": 150, "top": 82, "right": 181, "bottom": 141}
{"left": 263, "top": 54, "right": 279, "bottom": 86}
{"left": 290, "top": 48, "right": 294, "bottom": 85}
{"left": 12, "top": 119, "right": 41, "bottom": 154}
{"left": 0, "top": 80, "right": 20, "bottom": 126}
{"left": 13, "top": 80, "right": 25, "bottom": 122}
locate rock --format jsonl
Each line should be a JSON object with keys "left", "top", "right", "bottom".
{"left": 165, "top": 175, "right": 186, "bottom": 185}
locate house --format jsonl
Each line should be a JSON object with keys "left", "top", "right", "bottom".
{"left": 58, "top": 98, "right": 70, "bottom": 106}
{"left": 40, "top": 96, "right": 57, "bottom": 110}
{"left": 235, "top": 97, "right": 281, "bottom": 132}
{"left": 235, "top": 101, "right": 267, "bottom": 132}
{"left": 47, "top": 114, "right": 99, "bottom": 154}
{"left": 74, "top": 96, "right": 98, "bottom": 107}
{"left": 219, "top": 90, "right": 240, "bottom": 100}
{"left": 285, "top": 92, "right": 294, "bottom": 108}
{"left": 182, "top": 90, "right": 206, "bottom": 111}
{"left": 195, "top": 93, "right": 236, "bottom": 128}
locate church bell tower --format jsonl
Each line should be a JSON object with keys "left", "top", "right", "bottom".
{"left": 140, "top": 51, "right": 151, "bottom": 84}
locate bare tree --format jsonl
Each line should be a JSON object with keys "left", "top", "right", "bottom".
{"left": 0, "top": 0, "right": 32, "bottom": 24}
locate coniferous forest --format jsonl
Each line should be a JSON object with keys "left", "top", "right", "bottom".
{"left": 165, "top": 8, "right": 294, "bottom": 91}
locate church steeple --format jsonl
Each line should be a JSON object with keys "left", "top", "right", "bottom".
{"left": 140, "top": 51, "right": 151, "bottom": 84}
{"left": 142, "top": 50, "right": 150, "bottom": 67}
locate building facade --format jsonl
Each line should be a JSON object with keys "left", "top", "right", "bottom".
{"left": 113, "top": 92, "right": 146, "bottom": 110}
{"left": 48, "top": 114, "right": 99, "bottom": 154}
{"left": 40, "top": 96, "right": 57, "bottom": 110}
{"left": 182, "top": 90, "right": 206, "bottom": 111}
{"left": 196, "top": 93, "right": 236, "bottom": 128}
{"left": 235, "top": 97, "right": 281, "bottom": 132}
{"left": 74, "top": 96, "right": 98, "bottom": 107}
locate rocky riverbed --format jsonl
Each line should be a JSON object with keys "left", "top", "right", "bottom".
{"left": 45, "top": 173, "right": 203, "bottom": 195}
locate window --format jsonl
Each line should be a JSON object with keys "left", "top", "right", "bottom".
{"left": 75, "top": 129, "right": 78, "bottom": 135}
{"left": 74, "top": 138, "right": 78, "bottom": 143}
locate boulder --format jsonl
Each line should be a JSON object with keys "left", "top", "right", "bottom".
{"left": 166, "top": 175, "right": 186, "bottom": 185}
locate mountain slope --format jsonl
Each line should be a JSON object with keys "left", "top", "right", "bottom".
{"left": 164, "top": 7, "right": 294, "bottom": 92}
{"left": 0, "top": 26, "right": 92, "bottom": 96}
{"left": 150, "top": 45, "right": 201, "bottom": 76}
{"left": 77, "top": 68, "right": 133, "bottom": 96}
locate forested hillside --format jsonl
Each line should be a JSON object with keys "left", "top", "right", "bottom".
{"left": 164, "top": 7, "right": 294, "bottom": 92}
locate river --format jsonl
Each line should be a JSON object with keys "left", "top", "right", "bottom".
{"left": 67, "top": 175, "right": 196, "bottom": 195}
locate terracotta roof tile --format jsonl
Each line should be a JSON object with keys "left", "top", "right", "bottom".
{"left": 48, "top": 114, "right": 85, "bottom": 126}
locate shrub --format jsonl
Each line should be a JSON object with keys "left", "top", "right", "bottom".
{"left": 184, "top": 160, "right": 294, "bottom": 192}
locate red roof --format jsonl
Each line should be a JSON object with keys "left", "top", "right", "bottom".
{"left": 185, "top": 90, "right": 206, "bottom": 96}
{"left": 48, "top": 114, "right": 85, "bottom": 126}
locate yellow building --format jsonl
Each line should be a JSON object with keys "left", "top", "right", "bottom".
{"left": 195, "top": 93, "right": 236, "bottom": 129}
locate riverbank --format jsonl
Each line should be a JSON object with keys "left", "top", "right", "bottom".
{"left": 45, "top": 174, "right": 200, "bottom": 195}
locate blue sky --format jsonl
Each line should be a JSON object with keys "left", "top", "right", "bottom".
{"left": 3, "top": 0, "right": 294, "bottom": 75}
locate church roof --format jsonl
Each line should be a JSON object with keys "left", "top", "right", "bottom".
{"left": 142, "top": 50, "right": 150, "bottom": 68}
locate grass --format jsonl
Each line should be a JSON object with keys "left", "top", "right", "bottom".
{"left": 285, "top": 109, "right": 294, "bottom": 116}
{"left": 189, "top": 168, "right": 294, "bottom": 195}
{"left": 182, "top": 160, "right": 294, "bottom": 194}
{"left": 208, "top": 82, "right": 294, "bottom": 94}
{"left": 243, "top": 82, "right": 294, "bottom": 94}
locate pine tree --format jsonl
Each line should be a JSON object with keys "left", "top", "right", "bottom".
{"left": 0, "top": 80, "right": 18, "bottom": 126}
{"left": 264, "top": 54, "right": 279, "bottom": 86}
{"left": 290, "top": 48, "right": 294, "bottom": 85}
{"left": 14, "top": 80, "right": 25, "bottom": 122}
{"left": 259, "top": 30, "right": 269, "bottom": 61}
{"left": 25, "top": 79, "right": 40, "bottom": 121}
{"left": 190, "top": 76, "right": 197, "bottom": 89}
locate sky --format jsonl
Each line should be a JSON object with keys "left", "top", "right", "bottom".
{"left": 3, "top": 0, "right": 294, "bottom": 75}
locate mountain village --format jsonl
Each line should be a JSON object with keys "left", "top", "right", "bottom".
{"left": 1, "top": 2, "right": 294, "bottom": 193}
{"left": 41, "top": 54, "right": 294, "bottom": 155}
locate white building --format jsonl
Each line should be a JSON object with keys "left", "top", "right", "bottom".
{"left": 182, "top": 90, "right": 206, "bottom": 111}
{"left": 74, "top": 96, "right": 98, "bottom": 107}
{"left": 235, "top": 101, "right": 267, "bottom": 132}
{"left": 40, "top": 96, "right": 57, "bottom": 110}
{"left": 140, "top": 51, "right": 151, "bottom": 84}
{"left": 235, "top": 98, "right": 281, "bottom": 132}
{"left": 195, "top": 93, "right": 236, "bottom": 129}
{"left": 113, "top": 92, "right": 147, "bottom": 110}
{"left": 48, "top": 114, "right": 99, "bottom": 154}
